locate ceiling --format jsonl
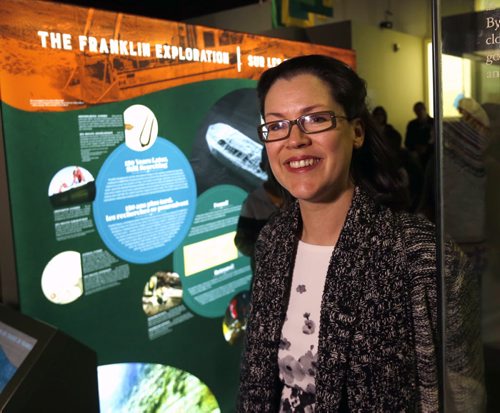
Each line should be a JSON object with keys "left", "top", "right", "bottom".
{"left": 51, "top": 0, "right": 261, "bottom": 22}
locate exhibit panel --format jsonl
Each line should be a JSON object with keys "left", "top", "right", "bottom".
{"left": 0, "top": 0, "right": 355, "bottom": 410}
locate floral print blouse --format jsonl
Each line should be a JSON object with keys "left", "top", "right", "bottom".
{"left": 278, "top": 241, "right": 334, "bottom": 412}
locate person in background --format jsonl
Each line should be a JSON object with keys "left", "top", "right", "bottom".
{"left": 419, "top": 97, "right": 490, "bottom": 281}
{"left": 372, "top": 105, "right": 402, "bottom": 152}
{"left": 237, "top": 55, "right": 484, "bottom": 412}
{"left": 234, "top": 149, "right": 283, "bottom": 270}
{"left": 405, "top": 101, "right": 434, "bottom": 168}
{"left": 372, "top": 105, "right": 423, "bottom": 212}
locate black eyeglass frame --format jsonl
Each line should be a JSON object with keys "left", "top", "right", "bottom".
{"left": 257, "top": 111, "right": 351, "bottom": 143}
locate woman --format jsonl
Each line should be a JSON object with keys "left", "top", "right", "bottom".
{"left": 237, "top": 55, "right": 484, "bottom": 412}
{"left": 371, "top": 105, "right": 403, "bottom": 153}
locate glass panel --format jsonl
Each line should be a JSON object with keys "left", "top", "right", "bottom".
{"left": 438, "top": 0, "right": 500, "bottom": 411}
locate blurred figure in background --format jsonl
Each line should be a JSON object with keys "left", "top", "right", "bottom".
{"left": 419, "top": 97, "right": 490, "bottom": 280}
{"left": 372, "top": 105, "right": 423, "bottom": 212}
{"left": 234, "top": 149, "right": 283, "bottom": 270}
{"left": 405, "top": 101, "right": 434, "bottom": 169}
{"left": 372, "top": 106, "right": 402, "bottom": 152}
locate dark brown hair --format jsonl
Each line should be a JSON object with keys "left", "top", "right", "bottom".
{"left": 257, "top": 54, "right": 409, "bottom": 210}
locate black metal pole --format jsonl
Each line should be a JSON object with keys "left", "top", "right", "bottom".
{"left": 431, "top": 0, "right": 446, "bottom": 411}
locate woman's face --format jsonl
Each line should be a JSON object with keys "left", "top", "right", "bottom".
{"left": 263, "top": 73, "right": 364, "bottom": 205}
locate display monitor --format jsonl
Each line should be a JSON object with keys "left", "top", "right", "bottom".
{"left": 0, "top": 304, "right": 99, "bottom": 412}
{"left": 0, "top": 320, "right": 37, "bottom": 392}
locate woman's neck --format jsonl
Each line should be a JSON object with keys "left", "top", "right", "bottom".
{"left": 298, "top": 186, "right": 354, "bottom": 246}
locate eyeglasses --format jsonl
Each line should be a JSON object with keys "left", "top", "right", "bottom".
{"left": 257, "top": 111, "right": 351, "bottom": 143}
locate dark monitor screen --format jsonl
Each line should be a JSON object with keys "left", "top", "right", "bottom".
{"left": 0, "top": 304, "right": 56, "bottom": 409}
{"left": 0, "top": 320, "right": 37, "bottom": 392}
{"left": 0, "top": 304, "right": 99, "bottom": 412}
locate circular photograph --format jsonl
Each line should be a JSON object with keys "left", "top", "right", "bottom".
{"left": 190, "top": 88, "right": 265, "bottom": 195}
{"left": 98, "top": 363, "right": 220, "bottom": 413}
{"left": 41, "top": 251, "right": 83, "bottom": 304}
{"left": 142, "top": 271, "right": 183, "bottom": 316}
{"left": 222, "top": 291, "right": 250, "bottom": 345}
{"left": 48, "top": 166, "right": 95, "bottom": 208}
{"left": 123, "top": 104, "right": 158, "bottom": 151}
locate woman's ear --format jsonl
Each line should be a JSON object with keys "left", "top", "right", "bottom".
{"left": 352, "top": 119, "right": 365, "bottom": 148}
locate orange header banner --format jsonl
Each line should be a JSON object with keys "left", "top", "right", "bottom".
{"left": 0, "top": 0, "right": 355, "bottom": 112}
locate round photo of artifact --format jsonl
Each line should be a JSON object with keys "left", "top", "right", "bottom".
{"left": 48, "top": 166, "right": 96, "bottom": 208}
{"left": 222, "top": 291, "right": 250, "bottom": 345}
{"left": 190, "top": 88, "right": 264, "bottom": 195}
{"left": 123, "top": 104, "right": 158, "bottom": 151}
{"left": 142, "top": 271, "right": 183, "bottom": 316}
{"left": 41, "top": 251, "right": 83, "bottom": 304}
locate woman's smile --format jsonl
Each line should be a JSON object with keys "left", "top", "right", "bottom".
{"left": 285, "top": 156, "right": 321, "bottom": 171}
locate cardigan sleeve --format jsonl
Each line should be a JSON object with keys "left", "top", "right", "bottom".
{"left": 400, "top": 212, "right": 485, "bottom": 411}
{"left": 443, "top": 241, "right": 486, "bottom": 411}
{"left": 236, "top": 223, "right": 282, "bottom": 412}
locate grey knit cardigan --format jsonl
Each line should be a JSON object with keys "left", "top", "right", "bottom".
{"left": 237, "top": 188, "right": 484, "bottom": 412}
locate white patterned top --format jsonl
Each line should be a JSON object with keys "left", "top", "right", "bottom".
{"left": 278, "top": 241, "right": 334, "bottom": 412}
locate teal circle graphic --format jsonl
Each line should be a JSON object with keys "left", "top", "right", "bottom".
{"left": 93, "top": 138, "right": 197, "bottom": 264}
{"left": 173, "top": 185, "right": 252, "bottom": 318}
